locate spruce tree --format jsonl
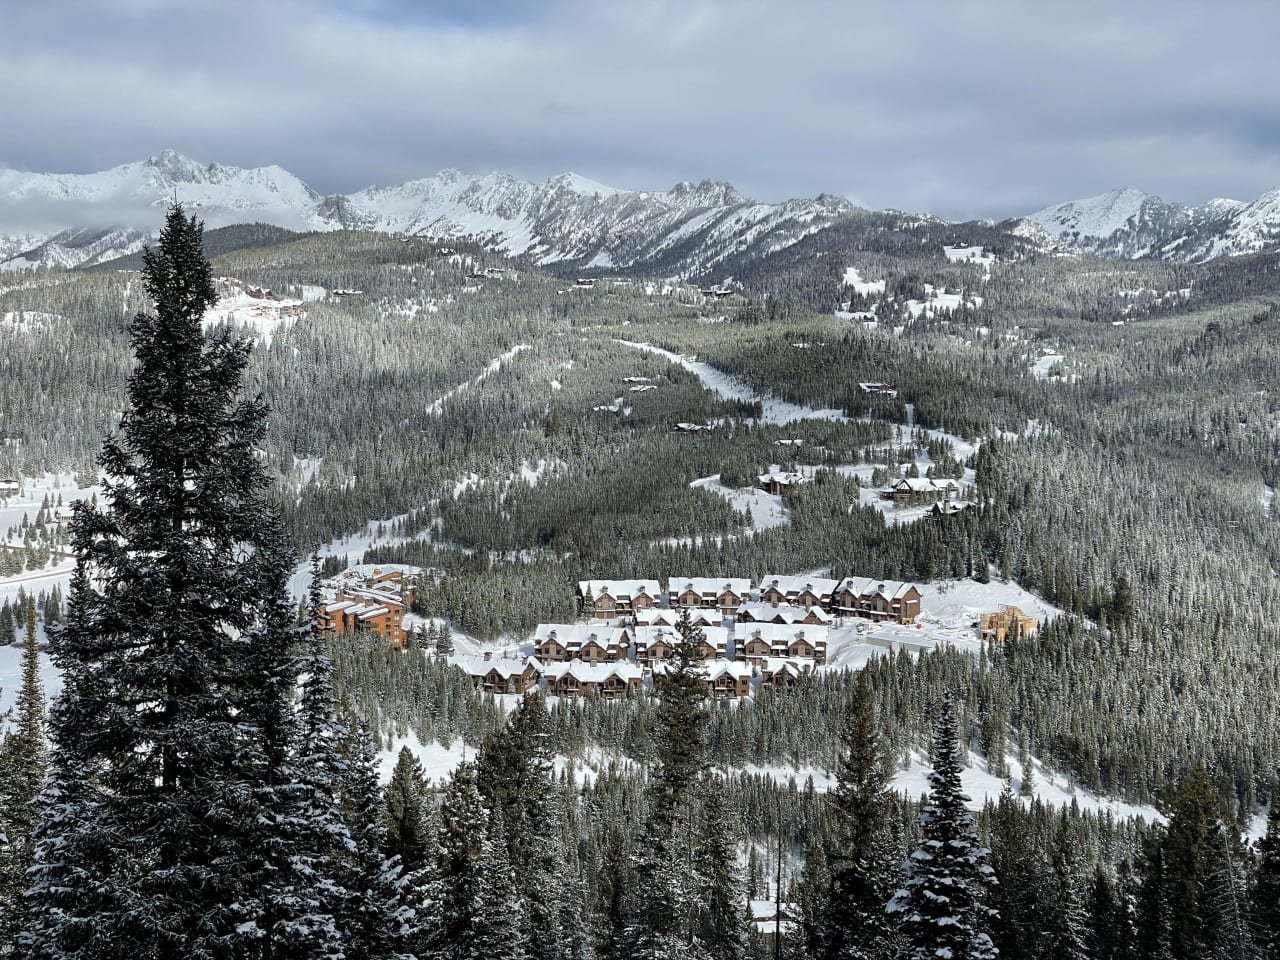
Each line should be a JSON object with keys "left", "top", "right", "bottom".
{"left": 0, "top": 607, "right": 47, "bottom": 950}
{"left": 20, "top": 206, "right": 324, "bottom": 959}
{"left": 887, "top": 700, "right": 998, "bottom": 960}
{"left": 626, "top": 609, "right": 711, "bottom": 959}
{"left": 384, "top": 746, "right": 433, "bottom": 873}
{"left": 822, "top": 673, "right": 897, "bottom": 960}
{"left": 694, "top": 777, "right": 751, "bottom": 960}
{"left": 1251, "top": 802, "right": 1280, "bottom": 960}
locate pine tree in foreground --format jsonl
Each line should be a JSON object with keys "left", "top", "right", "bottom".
{"left": 625, "top": 609, "right": 712, "bottom": 960}
{"left": 887, "top": 700, "right": 998, "bottom": 960}
{"left": 1252, "top": 801, "right": 1280, "bottom": 960}
{"left": 821, "top": 673, "right": 898, "bottom": 960}
{"left": 19, "top": 206, "right": 346, "bottom": 960}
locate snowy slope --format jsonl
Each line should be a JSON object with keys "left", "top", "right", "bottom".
{"left": 1021, "top": 184, "right": 1280, "bottom": 261}
{"left": 0, "top": 152, "right": 855, "bottom": 276}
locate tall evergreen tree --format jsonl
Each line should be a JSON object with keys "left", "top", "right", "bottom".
{"left": 821, "top": 673, "right": 897, "bottom": 960}
{"left": 694, "top": 777, "right": 751, "bottom": 960}
{"left": 887, "top": 700, "right": 998, "bottom": 960}
{"left": 20, "top": 206, "right": 327, "bottom": 960}
{"left": 1251, "top": 801, "right": 1280, "bottom": 960}
{"left": 626, "top": 609, "right": 711, "bottom": 959}
{"left": 0, "top": 604, "right": 47, "bottom": 951}
{"left": 384, "top": 746, "right": 433, "bottom": 874}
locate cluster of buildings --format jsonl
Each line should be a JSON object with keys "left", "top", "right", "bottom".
{"left": 315, "top": 564, "right": 421, "bottom": 649}
{"left": 451, "top": 574, "right": 931, "bottom": 700}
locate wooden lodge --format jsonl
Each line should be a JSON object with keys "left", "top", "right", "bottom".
{"left": 544, "top": 660, "right": 643, "bottom": 699}
{"left": 668, "top": 577, "right": 752, "bottom": 615}
{"left": 317, "top": 564, "right": 422, "bottom": 649}
{"left": 758, "top": 471, "right": 809, "bottom": 495}
{"left": 885, "top": 477, "right": 961, "bottom": 505}
{"left": 457, "top": 656, "right": 542, "bottom": 695}
{"left": 532, "top": 624, "right": 631, "bottom": 663}
{"left": 831, "top": 577, "right": 923, "bottom": 624}
{"left": 736, "top": 623, "right": 828, "bottom": 666}
{"left": 703, "top": 660, "right": 753, "bottom": 699}
{"left": 759, "top": 658, "right": 814, "bottom": 687}
{"left": 736, "top": 601, "right": 831, "bottom": 627}
{"left": 577, "top": 579, "right": 662, "bottom": 620}
{"left": 756, "top": 575, "right": 838, "bottom": 609}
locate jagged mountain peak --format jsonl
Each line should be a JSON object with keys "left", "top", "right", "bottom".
{"left": 664, "top": 178, "right": 748, "bottom": 208}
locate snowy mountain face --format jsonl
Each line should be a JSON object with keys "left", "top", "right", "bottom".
{"left": 0, "top": 152, "right": 855, "bottom": 276}
{"left": 1020, "top": 186, "right": 1280, "bottom": 261}
{"left": 5, "top": 150, "right": 1280, "bottom": 271}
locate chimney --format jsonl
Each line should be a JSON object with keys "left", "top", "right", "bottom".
{"left": 483, "top": 651, "right": 492, "bottom": 661}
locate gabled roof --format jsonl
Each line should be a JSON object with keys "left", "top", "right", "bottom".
{"left": 456, "top": 656, "right": 541, "bottom": 680}
{"left": 703, "top": 660, "right": 754, "bottom": 683}
{"left": 668, "top": 576, "right": 753, "bottom": 598}
{"left": 737, "top": 602, "right": 831, "bottom": 625}
{"left": 755, "top": 575, "right": 839, "bottom": 599}
{"left": 544, "top": 660, "right": 644, "bottom": 684}
{"left": 892, "top": 477, "right": 959, "bottom": 492}
{"left": 577, "top": 579, "right": 662, "bottom": 600}
{"left": 739, "top": 622, "right": 828, "bottom": 646}
{"left": 532, "top": 623, "right": 630, "bottom": 648}
{"left": 834, "top": 577, "right": 921, "bottom": 601}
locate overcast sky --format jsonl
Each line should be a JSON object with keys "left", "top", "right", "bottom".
{"left": 3, "top": 0, "right": 1279, "bottom": 220}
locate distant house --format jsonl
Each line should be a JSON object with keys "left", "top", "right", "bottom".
{"left": 456, "top": 656, "right": 542, "bottom": 695}
{"left": 858, "top": 382, "right": 899, "bottom": 397}
{"left": 831, "top": 577, "right": 923, "bottom": 624}
{"left": 531, "top": 624, "right": 631, "bottom": 663}
{"left": 668, "top": 577, "right": 753, "bottom": 615}
{"left": 0, "top": 479, "right": 19, "bottom": 496}
{"left": 979, "top": 605, "right": 1038, "bottom": 643}
{"left": 756, "top": 575, "right": 838, "bottom": 610}
{"left": 886, "top": 477, "right": 961, "bottom": 504}
{"left": 674, "top": 422, "right": 712, "bottom": 433}
{"left": 544, "top": 660, "right": 643, "bottom": 699}
{"left": 758, "top": 471, "right": 809, "bottom": 495}
{"left": 574, "top": 277, "right": 597, "bottom": 288}
{"left": 577, "top": 580, "right": 662, "bottom": 620}
{"left": 928, "top": 500, "right": 974, "bottom": 520}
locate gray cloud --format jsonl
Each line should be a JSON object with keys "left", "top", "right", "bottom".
{"left": 3, "top": 0, "right": 1279, "bottom": 220}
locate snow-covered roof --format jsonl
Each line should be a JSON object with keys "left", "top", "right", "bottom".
{"left": 737, "top": 602, "right": 831, "bottom": 624}
{"left": 577, "top": 579, "right": 662, "bottom": 600}
{"left": 544, "top": 660, "right": 643, "bottom": 684}
{"left": 633, "top": 625, "right": 679, "bottom": 647}
{"left": 758, "top": 471, "right": 809, "bottom": 486}
{"left": 739, "top": 622, "right": 829, "bottom": 649}
{"left": 531, "top": 623, "right": 630, "bottom": 648}
{"left": 635, "top": 607, "right": 681, "bottom": 627}
{"left": 892, "top": 477, "right": 959, "bottom": 492}
{"left": 668, "top": 576, "right": 753, "bottom": 599}
{"left": 703, "top": 660, "right": 753, "bottom": 683}
{"left": 835, "top": 577, "right": 921, "bottom": 601}
{"left": 756, "top": 575, "right": 839, "bottom": 599}
{"left": 761, "top": 657, "right": 816, "bottom": 678}
{"left": 456, "top": 656, "right": 540, "bottom": 680}
{"left": 324, "top": 599, "right": 391, "bottom": 620}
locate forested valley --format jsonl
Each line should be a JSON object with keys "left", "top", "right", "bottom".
{"left": 1, "top": 205, "right": 1279, "bottom": 958}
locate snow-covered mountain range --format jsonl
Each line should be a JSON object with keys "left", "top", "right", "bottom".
{"left": 1021, "top": 186, "right": 1280, "bottom": 261}
{"left": 4, "top": 150, "right": 1280, "bottom": 271}
{"left": 0, "top": 150, "right": 853, "bottom": 274}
